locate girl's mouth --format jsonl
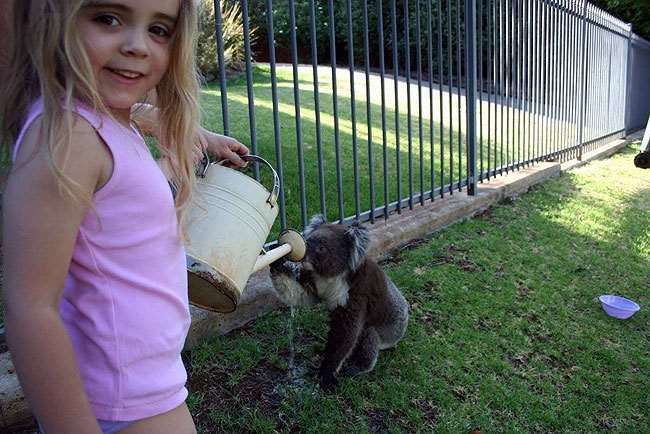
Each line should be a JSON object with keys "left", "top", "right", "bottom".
{"left": 106, "top": 68, "right": 144, "bottom": 82}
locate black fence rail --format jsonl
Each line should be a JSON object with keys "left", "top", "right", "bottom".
{"left": 209, "top": 0, "right": 649, "bottom": 233}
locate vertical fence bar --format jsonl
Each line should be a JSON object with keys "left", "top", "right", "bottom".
{"left": 404, "top": 0, "right": 414, "bottom": 208}
{"left": 521, "top": 0, "right": 526, "bottom": 165}
{"left": 478, "top": 0, "right": 484, "bottom": 180}
{"left": 426, "top": 0, "right": 435, "bottom": 200}
{"left": 390, "top": 0, "right": 401, "bottom": 213}
{"left": 514, "top": 0, "right": 520, "bottom": 169}
{"left": 552, "top": 0, "right": 558, "bottom": 156}
{"left": 327, "top": 0, "right": 344, "bottom": 222}
{"left": 456, "top": 0, "right": 463, "bottom": 190}
{"left": 540, "top": 2, "right": 551, "bottom": 160}
{"left": 557, "top": 0, "right": 564, "bottom": 159}
{"left": 504, "top": 0, "right": 510, "bottom": 171}
{"left": 624, "top": 25, "right": 633, "bottom": 135}
{"left": 548, "top": 1, "right": 555, "bottom": 158}
{"left": 213, "top": 0, "right": 229, "bottom": 135}
{"left": 437, "top": 0, "right": 446, "bottom": 197}
{"left": 447, "top": 0, "right": 455, "bottom": 190}
{"left": 308, "top": 0, "right": 326, "bottom": 216}
{"left": 489, "top": 0, "right": 501, "bottom": 172}
{"left": 265, "top": 0, "right": 286, "bottom": 228}
{"left": 551, "top": 0, "right": 558, "bottom": 158}
{"left": 487, "top": 0, "right": 493, "bottom": 179}
{"left": 532, "top": 0, "right": 542, "bottom": 162}
{"left": 240, "top": 0, "right": 259, "bottom": 180}
{"left": 603, "top": 27, "right": 608, "bottom": 137}
{"left": 560, "top": 1, "right": 570, "bottom": 159}
{"left": 557, "top": 0, "right": 565, "bottom": 159}
{"left": 467, "top": 0, "right": 478, "bottom": 195}
{"left": 362, "top": 0, "right": 375, "bottom": 223}
{"left": 499, "top": 0, "right": 504, "bottom": 174}
{"left": 578, "top": 0, "right": 587, "bottom": 160}
{"left": 288, "top": 0, "right": 307, "bottom": 228}
{"left": 523, "top": 0, "right": 532, "bottom": 166}
{"left": 346, "top": 0, "right": 360, "bottom": 219}
{"left": 571, "top": 0, "right": 579, "bottom": 160}
{"left": 504, "top": 0, "right": 514, "bottom": 173}
{"left": 567, "top": 2, "right": 575, "bottom": 157}
{"left": 416, "top": 0, "right": 425, "bottom": 205}
{"left": 378, "top": 0, "right": 390, "bottom": 220}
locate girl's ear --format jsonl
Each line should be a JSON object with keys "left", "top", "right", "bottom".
{"left": 345, "top": 221, "right": 370, "bottom": 272}
{"left": 303, "top": 214, "right": 327, "bottom": 238}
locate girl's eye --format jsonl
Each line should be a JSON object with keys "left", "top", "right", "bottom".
{"left": 95, "top": 14, "right": 120, "bottom": 27}
{"left": 149, "top": 25, "right": 171, "bottom": 38}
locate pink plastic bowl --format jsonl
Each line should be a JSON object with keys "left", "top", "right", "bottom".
{"left": 599, "top": 295, "right": 640, "bottom": 320}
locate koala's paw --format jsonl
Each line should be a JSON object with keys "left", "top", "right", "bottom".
{"left": 269, "top": 257, "right": 290, "bottom": 275}
{"left": 270, "top": 269, "right": 307, "bottom": 307}
{"left": 317, "top": 369, "right": 338, "bottom": 392}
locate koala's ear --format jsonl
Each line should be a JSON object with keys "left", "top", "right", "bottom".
{"left": 304, "top": 214, "right": 327, "bottom": 238}
{"left": 345, "top": 221, "right": 370, "bottom": 271}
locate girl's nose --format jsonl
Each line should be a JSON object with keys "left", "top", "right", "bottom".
{"left": 120, "top": 29, "right": 150, "bottom": 57}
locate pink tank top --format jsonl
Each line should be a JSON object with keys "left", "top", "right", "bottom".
{"left": 13, "top": 99, "right": 191, "bottom": 421}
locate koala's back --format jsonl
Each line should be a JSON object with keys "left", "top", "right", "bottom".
{"left": 352, "top": 260, "right": 409, "bottom": 348}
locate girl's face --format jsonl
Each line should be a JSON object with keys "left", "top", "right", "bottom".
{"left": 77, "top": 0, "right": 181, "bottom": 124}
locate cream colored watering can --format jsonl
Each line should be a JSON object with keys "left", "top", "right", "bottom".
{"left": 185, "top": 154, "right": 306, "bottom": 313}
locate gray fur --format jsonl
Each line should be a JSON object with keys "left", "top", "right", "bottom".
{"left": 269, "top": 216, "right": 409, "bottom": 390}
{"left": 345, "top": 223, "right": 370, "bottom": 272}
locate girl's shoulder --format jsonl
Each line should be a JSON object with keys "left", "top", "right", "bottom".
{"left": 13, "top": 113, "right": 113, "bottom": 194}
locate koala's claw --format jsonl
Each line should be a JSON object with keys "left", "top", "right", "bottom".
{"left": 318, "top": 370, "right": 338, "bottom": 392}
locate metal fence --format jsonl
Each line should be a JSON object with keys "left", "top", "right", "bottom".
{"left": 626, "top": 34, "right": 650, "bottom": 134}
{"left": 210, "top": 0, "right": 649, "bottom": 233}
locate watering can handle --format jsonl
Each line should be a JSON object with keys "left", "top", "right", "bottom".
{"left": 198, "top": 152, "right": 280, "bottom": 208}
{"left": 239, "top": 155, "right": 280, "bottom": 207}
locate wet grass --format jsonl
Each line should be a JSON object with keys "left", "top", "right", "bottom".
{"left": 184, "top": 145, "right": 650, "bottom": 433}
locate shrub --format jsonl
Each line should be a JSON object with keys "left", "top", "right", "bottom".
{"left": 197, "top": 0, "right": 258, "bottom": 81}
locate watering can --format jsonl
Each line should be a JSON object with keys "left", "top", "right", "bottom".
{"left": 185, "top": 154, "right": 306, "bottom": 313}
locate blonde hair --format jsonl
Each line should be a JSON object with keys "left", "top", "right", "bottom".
{"left": 0, "top": 0, "right": 201, "bottom": 221}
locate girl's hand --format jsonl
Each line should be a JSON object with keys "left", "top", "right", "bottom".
{"left": 196, "top": 128, "right": 249, "bottom": 168}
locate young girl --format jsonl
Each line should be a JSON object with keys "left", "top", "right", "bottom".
{"left": 0, "top": 1, "right": 248, "bottom": 433}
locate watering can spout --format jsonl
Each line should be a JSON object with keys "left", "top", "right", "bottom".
{"left": 252, "top": 229, "right": 306, "bottom": 274}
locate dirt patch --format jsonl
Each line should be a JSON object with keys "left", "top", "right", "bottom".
{"left": 430, "top": 244, "right": 483, "bottom": 273}
{"left": 365, "top": 408, "right": 390, "bottom": 433}
{"left": 187, "top": 358, "right": 289, "bottom": 426}
{"left": 379, "top": 238, "right": 428, "bottom": 265}
{"left": 413, "top": 398, "right": 439, "bottom": 425}
{"left": 186, "top": 329, "right": 323, "bottom": 433}
{"left": 474, "top": 207, "right": 501, "bottom": 225}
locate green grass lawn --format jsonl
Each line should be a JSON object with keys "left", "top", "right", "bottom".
{"left": 183, "top": 145, "right": 650, "bottom": 433}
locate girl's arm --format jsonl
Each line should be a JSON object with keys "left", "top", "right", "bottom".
{"left": 2, "top": 117, "right": 110, "bottom": 434}
{"left": 131, "top": 103, "right": 249, "bottom": 167}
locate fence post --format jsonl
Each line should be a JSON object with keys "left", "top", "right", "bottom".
{"left": 466, "top": 0, "right": 478, "bottom": 195}
{"left": 624, "top": 27, "right": 634, "bottom": 136}
{"left": 213, "top": 0, "right": 229, "bottom": 135}
{"left": 577, "top": 0, "right": 588, "bottom": 160}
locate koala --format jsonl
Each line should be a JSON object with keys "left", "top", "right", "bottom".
{"left": 270, "top": 215, "right": 409, "bottom": 390}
